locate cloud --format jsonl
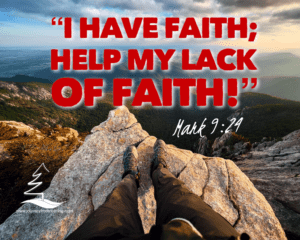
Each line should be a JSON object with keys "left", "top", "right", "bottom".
{"left": 0, "top": 0, "right": 131, "bottom": 17}
{"left": 76, "top": 0, "right": 161, "bottom": 12}
{"left": 154, "top": 0, "right": 184, "bottom": 11}
{"left": 1, "top": 0, "right": 48, "bottom": 14}
{"left": 1, "top": 0, "right": 84, "bottom": 19}
{"left": 217, "top": 0, "right": 299, "bottom": 9}
{"left": 273, "top": 8, "right": 300, "bottom": 20}
{"left": 2, "top": 0, "right": 299, "bottom": 48}
{"left": 1, "top": 0, "right": 214, "bottom": 20}
{"left": 155, "top": 0, "right": 214, "bottom": 16}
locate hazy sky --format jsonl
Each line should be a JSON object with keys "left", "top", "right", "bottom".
{"left": 0, "top": 0, "right": 299, "bottom": 52}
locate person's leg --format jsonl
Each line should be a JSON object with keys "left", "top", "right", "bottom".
{"left": 151, "top": 140, "right": 240, "bottom": 240}
{"left": 66, "top": 146, "right": 144, "bottom": 240}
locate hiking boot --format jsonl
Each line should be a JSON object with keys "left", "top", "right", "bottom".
{"left": 151, "top": 139, "right": 168, "bottom": 174}
{"left": 122, "top": 146, "right": 140, "bottom": 185}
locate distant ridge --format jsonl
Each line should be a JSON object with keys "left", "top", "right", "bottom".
{"left": 257, "top": 76, "right": 300, "bottom": 102}
{"left": 0, "top": 75, "right": 52, "bottom": 84}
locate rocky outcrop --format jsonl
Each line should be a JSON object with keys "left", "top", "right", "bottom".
{"left": 193, "top": 135, "right": 210, "bottom": 155}
{"left": 210, "top": 132, "right": 251, "bottom": 159}
{"left": 195, "top": 129, "right": 300, "bottom": 239}
{"left": 0, "top": 106, "right": 286, "bottom": 240}
{"left": 0, "top": 121, "right": 79, "bottom": 142}
{"left": 0, "top": 81, "right": 51, "bottom": 101}
{"left": 252, "top": 137, "right": 276, "bottom": 151}
{"left": 0, "top": 121, "right": 43, "bottom": 139}
{"left": 0, "top": 121, "right": 81, "bottom": 142}
{"left": 0, "top": 121, "right": 83, "bottom": 226}
{"left": 236, "top": 130, "right": 300, "bottom": 239}
{"left": 51, "top": 127, "right": 79, "bottom": 142}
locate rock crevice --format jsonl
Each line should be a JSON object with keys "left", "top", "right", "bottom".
{"left": 199, "top": 157, "right": 210, "bottom": 200}
{"left": 225, "top": 160, "right": 242, "bottom": 228}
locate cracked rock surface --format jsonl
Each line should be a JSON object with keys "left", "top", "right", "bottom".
{"left": 236, "top": 129, "right": 300, "bottom": 239}
{"left": 0, "top": 106, "right": 286, "bottom": 240}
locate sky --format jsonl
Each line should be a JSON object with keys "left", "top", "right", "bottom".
{"left": 0, "top": 0, "right": 300, "bottom": 53}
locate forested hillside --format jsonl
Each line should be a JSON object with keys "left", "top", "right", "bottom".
{"left": 1, "top": 78, "right": 300, "bottom": 150}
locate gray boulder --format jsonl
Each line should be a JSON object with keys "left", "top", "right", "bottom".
{"left": 0, "top": 106, "right": 286, "bottom": 240}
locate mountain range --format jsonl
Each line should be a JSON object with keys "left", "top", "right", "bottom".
{"left": 1, "top": 49, "right": 300, "bottom": 101}
{"left": 1, "top": 76, "right": 300, "bottom": 150}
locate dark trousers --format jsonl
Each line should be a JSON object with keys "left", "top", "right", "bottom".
{"left": 66, "top": 165, "right": 240, "bottom": 240}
